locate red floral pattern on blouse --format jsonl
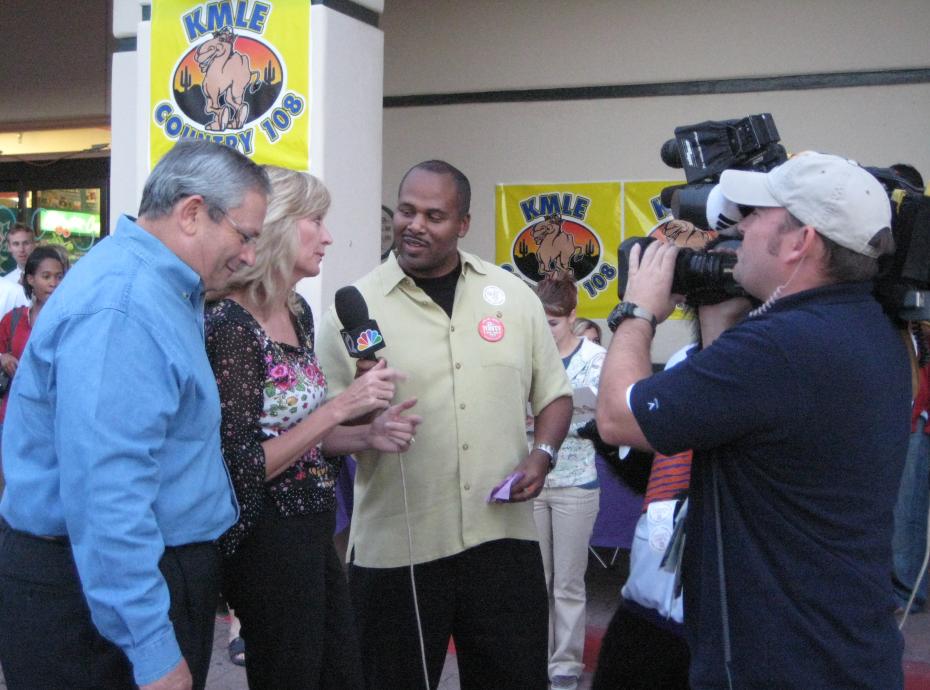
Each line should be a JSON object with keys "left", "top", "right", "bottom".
{"left": 205, "top": 296, "right": 340, "bottom": 555}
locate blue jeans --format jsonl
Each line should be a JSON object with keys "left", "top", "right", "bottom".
{"left": 892, "top": 430, "right": 930, "bottom": 610}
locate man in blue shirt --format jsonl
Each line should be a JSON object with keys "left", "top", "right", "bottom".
{"left": 0, "top": 140, "right": 270, "bottom": 690}
{"left": 597, "top": 153, "right": 909, "bottom": 688}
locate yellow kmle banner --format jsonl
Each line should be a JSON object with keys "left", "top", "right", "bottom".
{"left": 495, "top": 181, "right": 680, "bottom": 319}
{"left": 149, "top": 0, "right": 310, "bottom": 170}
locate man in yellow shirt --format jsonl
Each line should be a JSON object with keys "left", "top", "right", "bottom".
{"left": 318, "top": 160, "right": 572, "bottom": 689}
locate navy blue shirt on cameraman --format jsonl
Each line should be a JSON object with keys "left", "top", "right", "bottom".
{"left": 631, "top": 282, "right": 909, "bottom": 689}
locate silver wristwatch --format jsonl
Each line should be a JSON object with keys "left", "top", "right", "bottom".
{"left": 534, "top": 443, "right": 558, "bottom": 471}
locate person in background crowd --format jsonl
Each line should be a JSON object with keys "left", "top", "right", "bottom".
{"left": 317, "top": 160, "right": 572, "bottom": 690}
{"left": 593, "top": 287, "right": 753, "bottom": 689}
{"left": 0, "top": 245, "right": 64, "bottom": 494}
{"left": 206, "top": 166, "right": 420, "bottom": 690}
{"left": 0, "top": 139, "right": 270, "bottom": 690}
{"left": 531, "top": 274, "right": 604, "bottom": 690}
{"left": 891, "top": 163, "right": 925, "bottom": 192}
{"left": 889, "top": 163, "right": 927, "bottom": 616}
{"left": 0, "top": 223, "right": 31, "bottom": 316}
{"left": 226, "top": 610, "right": 246, "bottom": 667}
{"left": 0, "top": 246, "right": 64, "bottom": 422}
{"left": 894, "top": 336, "right": 930, "bottom": 615}
{"left": 572, "top": 317, "right": 602, "bottom": 345}
{"left": 3, "top": 223, "right": 36, "bottom": 286}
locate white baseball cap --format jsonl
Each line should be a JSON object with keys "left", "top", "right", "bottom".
{"left": 719, "top": 152, "right": 892, "bottom": 258}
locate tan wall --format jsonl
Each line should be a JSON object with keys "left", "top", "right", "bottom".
{"left": 381, "top": 0, "right": 930, "bottom": 357}
{"left": 382, "top": 84, "right": 930, "bottom": 256}
{"left": 384, "top": 0, "right": 930, "bottom": 94}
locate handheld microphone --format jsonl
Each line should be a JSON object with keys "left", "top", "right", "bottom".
{"left": 336, "top": 288, "right": 426, "bottom": 683}
{"left": 334, "top": 286, "right": 386, "bottom": 360}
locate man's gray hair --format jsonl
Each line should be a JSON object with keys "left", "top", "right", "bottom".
{"left": 138, "top": 140, "right": 271, "bottom": 221}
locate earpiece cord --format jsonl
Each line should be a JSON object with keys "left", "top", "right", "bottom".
{"left": 749, "top": 257, "right": 805, "bottom": 318}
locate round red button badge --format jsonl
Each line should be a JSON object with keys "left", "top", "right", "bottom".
{"left": 478, "top": 317, "right": 505, "bottom": 342}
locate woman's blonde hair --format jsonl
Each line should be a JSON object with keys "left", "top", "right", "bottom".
{"left": 224, "top": 166, "right": 331, "bottom": 315}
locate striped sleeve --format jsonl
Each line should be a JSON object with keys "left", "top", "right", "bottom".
{"left": 642, "top": 450, "right": 692, "bottom": 511}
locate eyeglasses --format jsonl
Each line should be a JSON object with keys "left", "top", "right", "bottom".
{"left": 219, "top": 211, "right": 260, "bottom": 246}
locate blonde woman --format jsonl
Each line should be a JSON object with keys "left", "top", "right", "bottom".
{"left": 572, "top": 317, "right": 602, "bottom": 345}
{"left": 205, "top": 167, "right": 420, "bottom": 689}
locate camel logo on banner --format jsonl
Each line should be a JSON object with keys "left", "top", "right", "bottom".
{"left": 496, "top": 183, "right": 621, "bottom": 318}
{"left": 150, "top": 0, "right": 310, "bottom": 169}
{"left": 623, "top": 180, "right": 691, "bottom": 320}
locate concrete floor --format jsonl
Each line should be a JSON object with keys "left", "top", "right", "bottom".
{"left": 2, "top": 547, "right": 928, "bottom": 689}
{"left": 202, "top": 546, "right": 930, "bottom": 690}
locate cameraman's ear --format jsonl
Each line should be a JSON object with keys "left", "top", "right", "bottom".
{"left": 789, "top": 225, "right": 820, "bottom": 259}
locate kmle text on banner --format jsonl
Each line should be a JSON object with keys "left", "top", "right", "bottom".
{"left": 150, "top": 0, "right": 311, "bottom": 170}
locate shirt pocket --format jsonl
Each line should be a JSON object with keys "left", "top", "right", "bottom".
{"left": 474, "top": 311, "right": 524, "bottom": 371}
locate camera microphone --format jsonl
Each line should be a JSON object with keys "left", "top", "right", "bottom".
{"left": 705, "top": 185, "right": 746, "bottom": 233}
{"left": 660, "top": 139, "right": 683, "bottom": 169}
{"left": 334, "top": 286, "right": 386, "bottom": 360}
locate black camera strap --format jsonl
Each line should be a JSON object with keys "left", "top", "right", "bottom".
{"left": 712, "top": 458, "right": 735, "bottom": 690}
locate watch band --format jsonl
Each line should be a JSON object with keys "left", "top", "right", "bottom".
{"left": 607, "top": 301, "right": 657, "bottom": 334}
{"left": 534, "top": 443, "right": 558, "bottom": 471}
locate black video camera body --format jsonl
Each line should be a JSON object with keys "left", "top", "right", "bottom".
{"left": 613, "top": 114, "right": 786, "bottom": 312}
{"left": 617, "top": 113, "right": 930, "bottom": 323}
{"left": 660, "top": 113, "right": 787, "bottom": 230}
{"left": 616, "top": 234, "right": 744, "bottom": 307}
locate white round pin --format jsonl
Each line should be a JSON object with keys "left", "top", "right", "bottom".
{"left": 483, "top": 285, "right": 506, "bottom": 306}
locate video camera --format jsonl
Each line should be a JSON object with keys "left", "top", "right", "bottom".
{"left": 660, "top": 113, "right": 787, "bottom": 229}
{"left": 615, "top": 113, "right": 930, "bottom": 322}
{"left": 867, "top": 169, "right": 930, "bottom": 321}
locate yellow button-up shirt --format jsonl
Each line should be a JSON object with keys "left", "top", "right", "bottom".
{"left": 317, "top": 251, "right": 571, "bottom": 567}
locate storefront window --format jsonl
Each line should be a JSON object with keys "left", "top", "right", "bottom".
{"left": 0, "top": 157, "right": 109, "bottom": 273}
{"left": 0, "top": 192, "right": 18, "bottom": 236}
{"left": 31, "top": 188, "right": 103, "bottom": 265}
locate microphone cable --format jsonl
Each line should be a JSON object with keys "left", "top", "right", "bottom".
{"left": 336, "top": 287, "right": 428, "bottom": 683}
{"left": 396, "top": 449, "right": 431, "bottom": 689}
{"left": 898, "top": 501, "right": 930, "bottom": 630}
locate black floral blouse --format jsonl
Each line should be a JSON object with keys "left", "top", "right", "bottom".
{"left": 205, "top": 296, "right": 340, "bottom": 556}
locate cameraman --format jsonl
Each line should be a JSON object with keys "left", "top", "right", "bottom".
{"left": 596, "top": 152, "right": 910, "bottom": 688}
